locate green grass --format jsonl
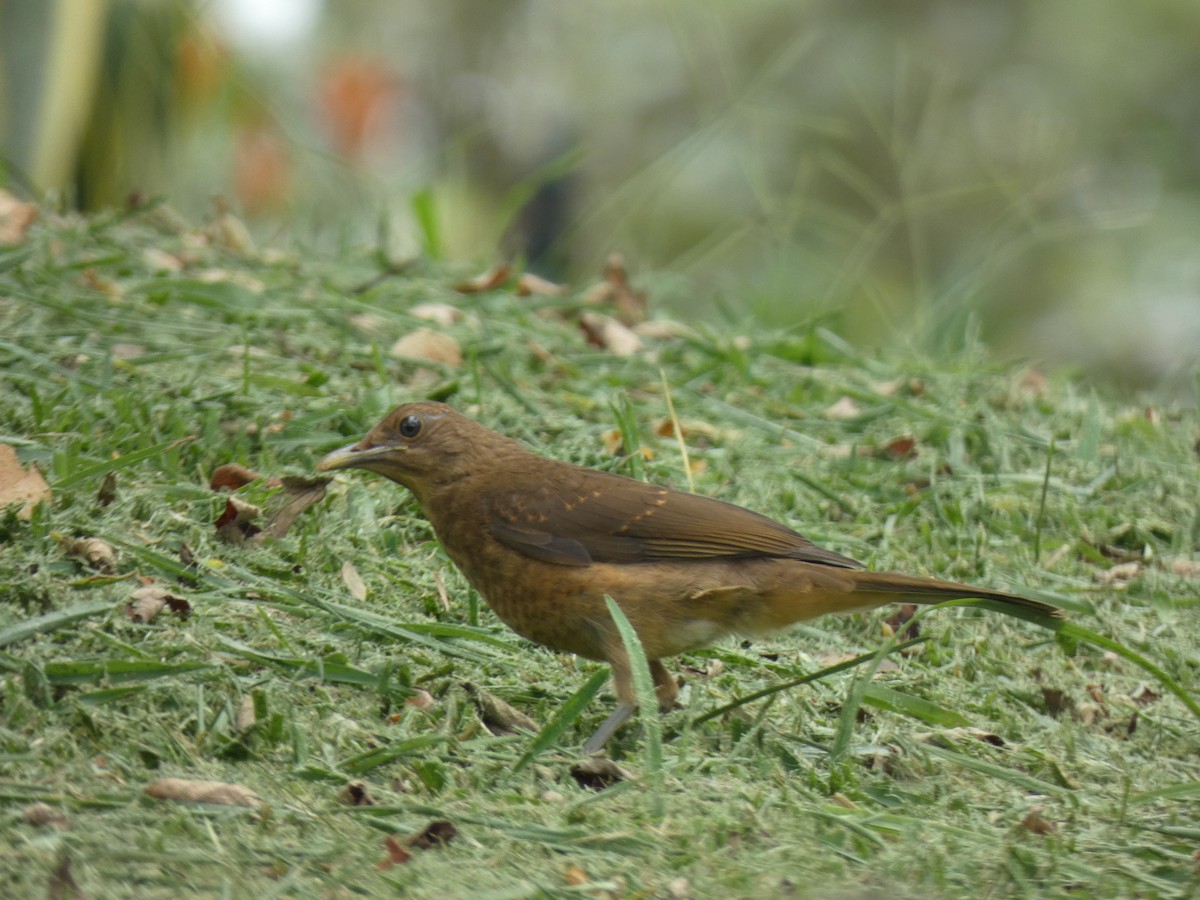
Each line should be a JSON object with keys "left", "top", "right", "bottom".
{"left": 1, "top": 204, "right": 1198, "bottom": 898}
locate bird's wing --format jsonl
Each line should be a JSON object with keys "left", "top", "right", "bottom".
{"left": 485, "top": 466, "right": 862, "bottom": 569}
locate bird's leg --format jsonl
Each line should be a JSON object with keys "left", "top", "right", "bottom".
{"left": 583, "top": 652, "right": 678, "bottom": 753}
{"left": 650, "top": 659, "right": 679, "bottom": 713}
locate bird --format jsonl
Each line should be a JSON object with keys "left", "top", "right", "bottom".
{"left": 317, "top": 401, "right": 1062, "bottom": 752}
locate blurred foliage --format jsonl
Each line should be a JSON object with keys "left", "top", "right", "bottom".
{"left": 2, "top": 0, "right": 1199, "bottom": 391}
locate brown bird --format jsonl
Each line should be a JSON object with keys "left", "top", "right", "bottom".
{"left": 318, "top": 401, "right": 1061, "bottom": 752}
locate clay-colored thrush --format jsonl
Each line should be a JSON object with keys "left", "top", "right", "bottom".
{"left": 318, "top": 401, "right": 1061, "bottom": 751}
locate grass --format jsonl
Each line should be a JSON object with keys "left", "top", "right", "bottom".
{"left": 0, "top": 203, "right": 1198, "bottom": 898}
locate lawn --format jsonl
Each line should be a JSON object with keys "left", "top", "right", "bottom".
{"left": 1, "top": 203, "right": 1197, "bottom": 898}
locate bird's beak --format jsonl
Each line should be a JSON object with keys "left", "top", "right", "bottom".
{"left": 316, "top": 441, "right": 404, "bottom": 473}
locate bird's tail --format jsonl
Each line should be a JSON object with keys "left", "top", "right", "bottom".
{"left": 846, "top": 570, "right": 1064, "bottom": 623}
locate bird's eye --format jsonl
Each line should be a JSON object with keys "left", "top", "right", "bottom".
{"left": 399, "top": 415, "right": 422, "bottom": 439}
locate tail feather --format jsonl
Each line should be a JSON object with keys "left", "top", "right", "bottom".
{"left": 849, "top": 571, "right": 1064, "bottom": 620}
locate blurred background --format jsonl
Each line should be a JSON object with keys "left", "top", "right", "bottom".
{"left": 3, "top": 0, "right": 1199, "bottom": 394}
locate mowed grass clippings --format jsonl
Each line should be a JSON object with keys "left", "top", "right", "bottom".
{"left": 0, "top": 206, "right": 1196, "bottom": 898}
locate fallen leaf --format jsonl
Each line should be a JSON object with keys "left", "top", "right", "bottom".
{"left": 405, "top": 689, "right": 436, "bottom": 711}
{"left": 883, "top": 436, "right": 918, "bottom": 460}
{"left": 516, "top": 272, "right": 568, "bottom": 296}
{"left": 1017, "top": 369, "right": 1047, "bottom": 397}
{"left": 23, "top": 803, "right": 70, "bottom": 829}
{"left": 215, "top": 496, "right": 262, "bottom": 544}
{"left": 1020, "top": 806, "right": 1057, "bottom": 835}
{"left": 1131, "top": 687, "right": 1160, "bottom": 707}
{"left": 341, "top": 560, "right": 368, "bottom": 600}
{"left": 260, "top": 475, "right": 329, "bottom": 539}
{"left": 110, "top": 343, "right": 145, "bottom": 360}
{"left": 564, "top": 864, "right": 589, "bottom": 886}
{"left": 461, "top": 682, "right": 538, "bottom": 735}
{"left": 0, "top": 190, "right": 38, "bottom": 244}
{"left": 1041, "top": 687, "right": 1073, "bottom": 718}
{"left": 0, "top": 444, "right": 52, "bottom": 520}
{"left": 142, "top": 247, "right": 185, "bottom": 272}
{"left": 884, "top": 603, "right": 920, "bottom": 639}
{"left": 46, "top": 855, "right": 83, "bottom": 900}
{"left": 824, "top": 396, "right": 861, "bottom": 420}
{"left": 377, "top": 836, "right": 412, "bottom": 870}
{"left": 390, "top": 328, "right": 463, "bottom": 366}
{"left": 97, "top": 472, "right": 118, "bottom": 507}
{"left": 63, "top": 537, "right": 118, "bottom": 574}
{"left": 236, "top": 695, "right": 256, "bottom": 731}
{"left": 125, "top": 585, "right": 191, "bottom": 623}
{"left": 1170, "top": 559, "right": 1200, "bottom": 579}
{"left": 1099, "top": 561, "right": 1141, "bottom": 585}
{"left": 210, "top": 463, "right": 269, "bottom": 492}
{"left": 454, "top": 263, "right": 511, "bottom": 293}
{"left": 337, "top": 782, "right": 375, "bottom": 806}
{"left": 409, "top": 302, "right": 463, "bottom": 326}
{"left": 581, "top": 253, "right": 647, "bottom": 324}
{"left": 402, "top": 820, "right": 458, "bottom": 849}
{"left": 579, "top": 312, "right": 642, "bottom": 356}
{"left": 569, "top": 758, "right": 631, "bottom": 790}
{"left": 145, "top": 778, "right": 262, "bottom": 808}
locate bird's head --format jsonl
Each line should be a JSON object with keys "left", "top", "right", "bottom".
{"left": 316, "top": 401, "right": 524, "bottom": 494}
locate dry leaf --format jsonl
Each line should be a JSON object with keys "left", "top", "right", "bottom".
{"left": 824, "top": 396, "right": 861, "bottom": 420}
{"left": 337, "top": 782, "right": 375, "bottom": 806}
{"left": 0, "top": 190, "right": 37, "bottom": 244}
{"left": 883, "top": 436, "right": 918, "bottom": 460}
{"left": 884, "top": 603, "right": 920, "bottom": 639}
{"left": 215, "top": 495, "right": 262, "bottom": 544}
{"left": 145, "top": 778, "right": 262, "bottom": 808}
{"left": 1020, "top": 806, "right": 1057, "bottom": 835}
{"left": 1170, "top": 559, "right": 1200, "bottom": 579}
{"left": 125, "top": 585, "right": 191, "bottom": 623}
{"left": 236, "top": 695, "right": 256, "bottom": 731}
{"left": 210, "top": 463, "right": 268, "bottom": 492}
{"left": 564, "top": 865, "right": 589, "bottom": 886}
{"left": 581, "top": 253, "right": 647, "bottom": 324}
{"left": 0, "top": 444, "right": 51, "bottom": 520}
{"left": 341, "top": 560, "right": 368, "bottom": 600}
{"left": 23, "top": 802, "right": 70, "bottom": 830}
{"left": 1017, "top": 370, "right": 1047, "bottom": 397}
{"left": 409, "top": 302, "right": 463, "bottom": 326}
{"left": 454, "top": 263, "right": 511, "bottom": 293}
{"left": 569, "top": 758, "right": 631, "bottom": 790}
{"left": 402, "top": 820, "right": 458, "bottom": 850}
{"left": 97, "top": 472, "right": 118, "bottom": 507}
{"left": 64, "top": 537, "right": 118, "bottom": 574}
{"left": 406, "top": 689, "right": 436, "bottom": 711}
{"left": 579, "top": 312, "right": 642, "bottom": 356}
{"left": 377, "top": 836, "right": 412, "bottom": 870}
{"left": 47, "top": 855, "right": 84, "bottom": 900}
{"left": 1099, "top": 561, "right": 1141, "bottom": 585}
{"left": 258, "top": 475, "right": 329, "bottom": 539}
{"left": 142, "top": 247, "right": 185, "bottom": 272}
{"left": 390, "top": 328, "right": 462, "bottom": 366}
{"left": 461, "top": 682, "right": 538, "bottom": 735}
{"left": 516, "top": 272, "right": 567, "bottom": 296}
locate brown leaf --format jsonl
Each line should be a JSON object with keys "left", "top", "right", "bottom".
{"left": 47, "top": 855, "right": 86, "bottom": 900}
{"left": 377, "top": 836, "right": 412, "bottom": 870}
{"left": 0, "top": 190, "right": 37, "bottom": 244}
{"left": 236, "top": 695, "right": 256, "bottom": 731}
{"left": 1131, "top": 687, "right": 1160, "bottom": 707}
{"left": 569, "top": 758, "right": 631, "bottom": 790}
{"left": 337, "top": 782, "right": 375, "bottom": 806}
{"left": 63, "top": 537, "right": 118, "bottom": 574}
{"left": 1020, "top": 806, "right": 1057, "bottom": 835}
{"left": 454, "top": 263, "right": 511, "bottom": 293}
{"left": 461, "top": 682, "right": 538, "bottom": 735}
{"left": 402, "top": 820, "right": 458, "bottom": 849}
{"left": 883, "top": 436, "right": 918, "bottom": 460}
{"left": 145, "top": 778, "right": 262, "bottom": 808}
{"left": 1170, "top": 559, "right": 1200, "bottom": 579}
{"left": 1041, "top": 687, "right": 1074, "bottom": 718}
{"left": 579, "top": 312, "right": 642, "bottom": 356}
{"left": 390, "top": 328, "right": 463, "bottom": 367}
{"left": 884, "top": 603, "right": 920, "bottom": 639}
{"left": 125, "top": 585, "right": 191, "bottom": 623}
{"left": 340, "top": 560, "right": 368, "bottom": 600}
{"left": 215, "top": 496, "right": 262, "bottom": 544}
{"left": 1099, "top": 561, "right": 1141, "bottom": 585}
{"left": 0, "top": 444, "right": 51, "bottom": 520}
{"left": 96, "top": 472, "right": 118, "bottom": 507}
{"left": 581, "top": 253, "right": 647, "bottom": 324}
{"left": 260, "top": 475, "right": 329, "bottom": 539}
{"left": 210, "top": 463, "right": 266, "bottom": 492}
{"left": 824, "top": 396, "right": 861, "bottom": 420}
{"left": 22, "top": 802, "right": 70, "bottom": 830}
{"left": 406, "top": 688, "right": 436, "bottom": 711}
{"left": 564, "top": 864, "right": 589, "bottom": 886}
{"left": 516, "top": 272, "right": 568, "bottom": 296}
{"left": 409, "top": 302, "right": 463, "bottom": 326}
